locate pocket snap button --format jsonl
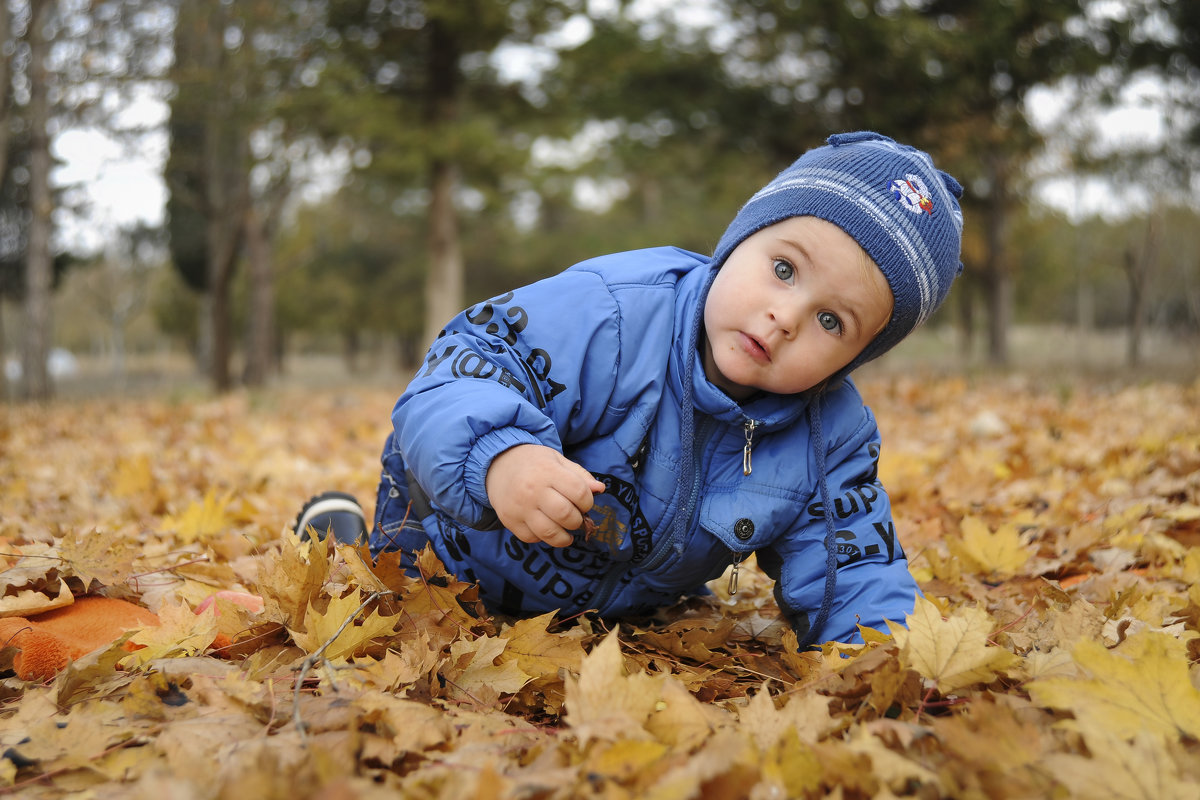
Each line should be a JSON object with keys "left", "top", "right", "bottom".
{"left": 734, "top": 518, "right": 754, "bottom": 540}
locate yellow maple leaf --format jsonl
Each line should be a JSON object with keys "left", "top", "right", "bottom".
{"left": 584, "top": 738, "right": 669, "bottom": 783}
{"left": 363, "top": 632, "right": 442, "bottom": 691}
{"left": 257, "top": 532, "right": 332, "bottom": 628}
{"left": 644, "top": 676, "right": 730, "bottom": 749}
{"left": 498, "top": 611, "right": 587, "bottom": 680}
{"left": 948, "top": 516, "right": 1030, "bottom": 578}
{"left": 737, "top": 684, "right": 834, "bottom": 748}
{"left": 398, "top": 547, "right": 482, "bottom": 629}
{"left": 0, "top": 578, "right": 74, "bottom": 617}
{"left": 445, "top": 634, "right": 531, "bottom": 698}
{"left": 122, "top": 602, "right": 217, "bottom": 668}
{"left": 565, "top": 631, "right": 665, "bottom": 746}
{"left": 112, "top": 453, "right": 154, "bottom": 498}
{"left": 889, "top": 596, "right": 1018, "bottom": 693}
{"left": 57, "top": 528, "right": 141, "bottom": 589}
{"left": 843, "top": 725, "right": 940, "bottom": 793}
{"left": 160, "top": 489, "right": 234, "bottom": 543}
{"left": 354, "top": 693, "right": 454, "bottom": 754}
{"left": 1026, "top": 630, "right": 1200, "bottom": 742}
{"left": 1042, "top": 726, "right": 1199, "bottom": 800}
{"left": 289, "top": 589, "right": 401, "bottom": 660}
{"left": 1183, "top": 548, "right": 1200, "bottom": 608}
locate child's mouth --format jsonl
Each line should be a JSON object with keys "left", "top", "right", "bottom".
{"left": 738, "top": 332, "right": 771, "bottom": 363}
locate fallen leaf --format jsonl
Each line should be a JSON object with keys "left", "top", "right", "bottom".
{"left": 1026, "top": 630, "right": 1200, "bottom": 742}
{"left": 289, "top": 588, "right": 401, "bottom": 660}
{"left": 890, "top": 596, "right": 1019, "bottom": 693}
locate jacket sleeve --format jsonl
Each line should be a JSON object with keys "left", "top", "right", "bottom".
{"left": 757, "top": 389, "right": 921, "bottom": 645}
{"left": 392, "top": 268, "right": 645, "bottom": 528}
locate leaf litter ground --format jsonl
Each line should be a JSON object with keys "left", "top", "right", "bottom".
{"left": 1, "top": 374, "right": 1199, "bottom": 799}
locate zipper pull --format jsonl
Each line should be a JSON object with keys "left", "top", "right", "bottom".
{"left": 728, "top": 553, "right": 745, "bottom": 595}
{"left": 742, "top": 419, "right": 757, "bottom": 476}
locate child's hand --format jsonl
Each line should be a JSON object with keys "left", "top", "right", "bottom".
{"left": 485, "top": 444, "right": 605, "bottom": 548}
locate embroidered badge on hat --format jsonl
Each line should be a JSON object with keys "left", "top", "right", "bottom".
{"left": 889, "top": 174, "right": 934, "bottom": 216}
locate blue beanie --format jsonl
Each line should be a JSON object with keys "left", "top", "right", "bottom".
{"left": 711, "top": 131, "right": 964, "bottom": 372}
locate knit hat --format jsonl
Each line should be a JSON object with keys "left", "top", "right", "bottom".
{"left": 711, "top": 131, "right": 964, "bottom": 373}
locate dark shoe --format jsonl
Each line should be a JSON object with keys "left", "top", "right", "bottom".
{"left": 294, "top": 491, "right": 368, "bottom": 546}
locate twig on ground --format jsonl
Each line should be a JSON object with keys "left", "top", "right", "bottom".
{"left": 291, "top": 589, "right": 394, "bottom": 745}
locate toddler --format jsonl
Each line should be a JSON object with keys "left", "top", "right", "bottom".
{"left": 296, "top": 131, "right": 964, "bottom": 647}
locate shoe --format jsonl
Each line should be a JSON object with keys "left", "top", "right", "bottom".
{"left": 294, "top": 491, "right": 368, "bottom": 546}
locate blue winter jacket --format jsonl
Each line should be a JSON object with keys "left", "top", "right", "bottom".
{"left": 372, "top": 246, "right": 920, "bottom": 646}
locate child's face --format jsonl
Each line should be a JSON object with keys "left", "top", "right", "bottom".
{"left": 703, "top": 216, "right": 894, "bottom": 399}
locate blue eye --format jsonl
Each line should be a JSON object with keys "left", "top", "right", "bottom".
{"left": 773, "top": 259, "right": 794, "bottom": 281}
{"left": 818, "top": 311, "right": 842, "bottom": 333}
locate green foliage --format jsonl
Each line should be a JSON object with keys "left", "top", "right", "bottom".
{"left": 150, "top": 263, "right": 201, "bottom": 347}
{"left": 66, "top": 0, "right": 1200, "bottom": 367}
{"left": 274, "top": 179, "right": 425, "bottom": 341}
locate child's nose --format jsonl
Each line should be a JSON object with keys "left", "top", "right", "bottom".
{"left": 769, "top": 306, "right": 801, "bottom": 338}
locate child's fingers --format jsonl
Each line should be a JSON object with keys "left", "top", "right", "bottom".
{"left": 512, "top": 508, "right": 574, "bottom": 548}
{"left": 560, "top": 465, "right": 603, "bottom": 513}
{"left": 542, "top": 491, "right": 585, "bottom": 530}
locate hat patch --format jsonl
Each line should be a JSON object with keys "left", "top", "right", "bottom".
{"left": 889, "top": 174, "right": 934, "bottom": 216}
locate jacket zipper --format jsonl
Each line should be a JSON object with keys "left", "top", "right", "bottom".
{"left": 729, "top": 417, "right": 759, "bottom": 592}
{"left": 588, "top": 416, "right": 718, "bottom": 613}
{"left": 728, "top": 551, "right": 746, "bottom": 594}
{"left": 742, "top": 419, "right": 757, "bottom": 476}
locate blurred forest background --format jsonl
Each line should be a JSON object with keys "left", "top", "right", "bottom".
{"left": 0, "top": 0, "right": 1198, "bottom": 402}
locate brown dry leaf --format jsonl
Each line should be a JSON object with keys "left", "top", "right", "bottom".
{"left": 736, "top": 683, "right": 835, "bottom": 748}
{"left": 57, "top": 528, "right": 143, "bottom": 589}
{"left": 0, "top": 577, "right": 73, "bottom": 617}
{"left": 444, "top": 632, "right": 531, "bottom": 701}
{"left": 497, "top": 610, "right": 587, "bottom": 680}
{"left": 4, "top": 379, "right": 1199, "bottom": 798}
{"left": 564, "top": 630, "right": 665, "bottom": 746}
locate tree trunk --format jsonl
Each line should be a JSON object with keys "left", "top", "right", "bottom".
{"left": 21, "top": 0, "right": 54, "bottom": 402}
{"left": 207, "top": 212, "right": 240, "bottom": 392}
{"left": 198, "top": 3, "right": 248, "bottom": 393}
{"left": 421, "top": 19, "right": 464, "bottom": 349}
{"left": 425, "top": 160, "right": 464, "bottom": 348}
{"left": 343, "top": 329, "right": 361, "bottom": 373}
{"left": 1123, "top": 216, "right": 1159, "bottom": 369}
{"left": 243, "top": 204, "right": 274, "bottom": 387}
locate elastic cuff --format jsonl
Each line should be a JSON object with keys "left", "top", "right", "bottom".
{"left": 463, "top": 427, "right": 547, "bottom": 508}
